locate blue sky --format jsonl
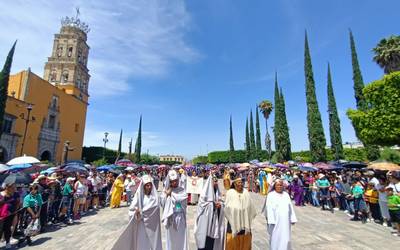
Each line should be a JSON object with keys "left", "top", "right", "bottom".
{"left": 0, "top": 0, "right": 398, "bottom": 159}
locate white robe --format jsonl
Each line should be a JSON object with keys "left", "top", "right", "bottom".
{"left": 194, "top": 176, "right": 225, "bottom": 250}
{"left": 112, "top": 180, "right": 162, "bottom": 250}
{"left": 161, "top": 176, "right": 188, "bottom": 250}
{"left": 265, "top": 191, "right": 297, "bottom": 250}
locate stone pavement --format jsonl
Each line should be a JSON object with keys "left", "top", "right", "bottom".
{"left": 3, "top": 190, "right": 400, "bottom": 250}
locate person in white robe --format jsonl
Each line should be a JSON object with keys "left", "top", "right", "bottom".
{"left": 111, "top": 175, "right": 162, "bottom": 250}
{"left": 264, "top": 179, "right": 297, "bottom": 250}
{"left": 194, "top": 174, "right": 225, "bottom": 250}
{"left": 224, "top": 175, "right": 257, "bottom": 250}
{"left": 161, "top": 170, "right": 188, "bottom": 250}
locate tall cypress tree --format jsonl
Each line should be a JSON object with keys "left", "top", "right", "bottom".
{"left": 274, "top": 73, "right": 281, "bottom": 158}
{"left": 116, "top": 129, "right": 123, "bottom": 161}
{"left": 280, "top": 88, "right": 292, "bottom": 160}
{"left": 245, "top": 118, "right": 250, "bottom": 159}
{"left": 229, "top": 115, "right": 235, "bottom": 151}
{"left": 255, "top": 106, "right": 262, "bottom": 155}
{"left": 0, "top": 41, "right": 16, "bottom": 139}
{"left": 304, "top": 32, "right": 327, "bottom": 162}
{"left": 350, "top": 30, "right": 367, "bottom": 111}
{"left": 134, "top": 115, "right": 142, "bottom": 163}
{"left": 249, "top": 109, "right": 256, "bottom": 159}
{"left": 327, "top": 64, "right": 344, "bottom": 160}
{"left": 349, "top": 30, "right": 380, "bottom": 161}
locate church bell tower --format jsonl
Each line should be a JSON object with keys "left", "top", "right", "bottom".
{"left": 43, "top": 10, "right": 90, "bottom": 101}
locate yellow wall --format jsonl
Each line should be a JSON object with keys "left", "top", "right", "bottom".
{"left": 6, "top": 70, "right": 87, "bottom": 163}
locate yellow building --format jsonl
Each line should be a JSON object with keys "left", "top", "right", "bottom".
{"left": 160, "top": 155, "right": 185, "bottom": 164}
{"left": 0, "top": 14, "right": 90, "bottom": 163}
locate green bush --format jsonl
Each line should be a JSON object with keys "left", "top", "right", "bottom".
{"left": 379, "top": 147, "right": 400, "bottom": 164}
{"left": 207, "top": 150, "right": 269, "bottom": 164}
{"left": 192, "top": 155, "right": 208, "bottom": 164}
{"left": 291, "top": 148, "right": 368, "bottom": 162}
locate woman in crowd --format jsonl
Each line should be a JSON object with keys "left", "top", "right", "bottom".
{"left": 73, "top": 174, "right": 88, "bottom": 219}
{"left": 20, "top": 183, "right": 43, "bottom": 246}
{"left": 224, "top": 175, "right": 256, "bottom": 250}
{"left": 110, "top": 175, "right": 125, "bottom": 208}
{"left": 265, "top": 179, "right": 297, "bottom": 250}
{"left": 0, "top": 178, "right": 21, "bottom": 249}
{"left": 59, "top": 177, "right": 75, "bottom": 224}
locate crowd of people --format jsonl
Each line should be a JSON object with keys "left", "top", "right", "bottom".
{"left": 244, "top": 167, "right": 400, "bottom": 237}
{"left": 1, "top": 163, "right": 399, "bottom": 249}
{"left": 0, "top": 168, "right": 152, "bottom": 249}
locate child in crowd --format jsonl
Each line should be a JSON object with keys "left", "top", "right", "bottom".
{"left": 386, "top": 187, "right": 400, "bottom": 236}
{"left": 364, "top": 182, "right": 382, "bottom": 223}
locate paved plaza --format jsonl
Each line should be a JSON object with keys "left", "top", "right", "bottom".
{"left": 5, "top": 187, "right": 398, "bottom": 250}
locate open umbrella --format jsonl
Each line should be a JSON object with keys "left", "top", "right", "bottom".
{"left": 7, "top": 155, "right": 40, "bottom": 165}
{"left": 0, "top": 164, "right": 9, "bottom": 173}
{"left": 63, "top": 164, "right": 88, "bottom": 173}
{"left": 97, "top": 165, "right": 116, "bottom": 172}
{"left": 3, "top": 172, "right": 32, "bottom": 185}
{"left": 368, "top": 161, "right": 400, "bottom": 171}
{"left": 7, "top": 163, "right": 33, "bottom": 172}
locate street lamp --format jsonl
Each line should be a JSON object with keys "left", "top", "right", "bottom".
{"left": 103, "top": 132, "right": 109, "bottom": 158}
{"left": 19, "top": 103, "right": 35, "bottom": 156}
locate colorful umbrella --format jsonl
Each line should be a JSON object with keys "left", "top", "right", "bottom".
{"left": 7, "top": 155, "right": 40, "bottom": 165}
{"left": 7, "top": 163, "right": 33, "bottom": 172}
{"left": 3, "top": 172, "right": 32, "bottom": 185}
{"left": 368, "top": 161, "right": 400, "bottom": 171}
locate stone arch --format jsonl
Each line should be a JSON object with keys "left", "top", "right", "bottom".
{"left": 40, "top": 150, "right": 52, "bottom": 162}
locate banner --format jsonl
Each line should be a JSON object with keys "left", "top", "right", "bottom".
{"left": 186, "top": 176, "right": 204, "bottom": 194}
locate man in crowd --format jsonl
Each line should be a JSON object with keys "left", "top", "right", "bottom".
{"left": 194, "top": 174, "right": 225, "bottom": 250}
{"left": 224, "top": 174, "right": 256, "bottom": 250}
{"left": 161, "top": 170, "right": 188, "bottom": 250}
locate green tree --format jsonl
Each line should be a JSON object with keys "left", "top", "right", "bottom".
{"left": 304, "top": 32, "right": 327, "bottom": 162}
{"left": 249, "top": 109, "right": 256, "bottom": 159}
{"left": 258, "top": 100, "right": 273, "bottom": 160}
{"left": 327, "top": 64, "right": 344, "bottom": 160}
{"left": 192, "top": 155, "right": 208, "bottom": 164}
{"left": 349, "top": 30, "right": 380, "bottom": 161}
{"left": 229, "top": 115, "right": 235, "bottom": 162}
{"left": 255, "top": 106, "right": 262, "bottom": 154}
{"left": 274, "top": 75, "right": 281, "bottom": 160}
{"left": 373, "top": 35, "right": 400, "bottom": 74}
{"left": 134, "top": 115, "right": 142, "bottom": 163}
{"left": 115, "top": 129, "right": 123, "bottom": 162}
{"left": 347, "top": 72, "right": 400, "bottom": 146}
{"left": 245, "top": 118, "right": 250, "bottom": 159}
{"left": 280, "top": 88, "right": 292, "bottom": 160}
{"left": 0, "top": 41, "right": 16, "bottom": 139}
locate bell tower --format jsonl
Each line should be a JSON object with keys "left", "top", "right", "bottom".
{"left": 43, "top": 9, "right": 90, "bottom": 101}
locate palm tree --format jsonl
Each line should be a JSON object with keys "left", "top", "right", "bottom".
{"left": 372, "top": 35, "right": 400, "bottom": 74}
{"left": 258, "top": 100, "right": 273, "bottom": 160}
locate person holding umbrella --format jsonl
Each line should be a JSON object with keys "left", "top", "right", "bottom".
{"left": 0, "top": 176, "right": 21, "bottom": 249}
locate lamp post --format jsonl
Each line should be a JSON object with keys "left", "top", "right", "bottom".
{"left": 103, "top": 132, "right": 109, "bottom": 159}
{"left": 19, "top": 103, "right": 35, "bottom": 156}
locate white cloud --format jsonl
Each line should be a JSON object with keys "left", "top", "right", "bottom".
{"left": 0, "top": 0, "right": 199, "bottom": 97}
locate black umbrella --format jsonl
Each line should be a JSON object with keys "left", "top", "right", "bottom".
{"left": 3, "top": 172, "right": 32, "bottom": 185}
{"left": 341, "top": 161, "right": 367, "bottom": 169}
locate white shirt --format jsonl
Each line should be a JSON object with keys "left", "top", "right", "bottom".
{"left": 88, "top": 176, "right": 102, "bottom": 192}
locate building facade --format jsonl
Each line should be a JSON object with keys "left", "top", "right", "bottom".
{"left": 159, "top": 155, "right": 185, "bottom": 164}
{"left": 0, "top": 14, "right": 90, "bottom": 163}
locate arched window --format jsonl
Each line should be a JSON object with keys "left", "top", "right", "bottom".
{"left": 62, "top": 70, "right": 69, "bottom": 83}
{"left": 76, "top": 74, "right": 81, "bottom": 88}
{"left": 78, "top": 49, "right": 82, "bottom": 63}
{"left": 57, "top": 46, "right": 63, "bottom": 57}
{"left": 68, "top": 47, "right": 73, "bottom": 57}
{"left": 50, "top": 70, "right": 57, "bottom": 82}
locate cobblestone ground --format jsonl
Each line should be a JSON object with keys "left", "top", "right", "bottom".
{"left": 3, "top": 186, "right": 400, "bottom": 250}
